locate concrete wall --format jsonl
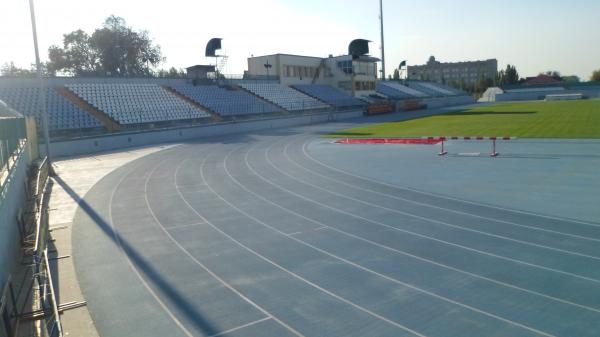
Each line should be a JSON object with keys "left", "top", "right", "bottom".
{"left": 49, "top": 110, "right": 364, "bottom": 157}
{"left": 0, "top": 144, "right": 31, "bottom": 291}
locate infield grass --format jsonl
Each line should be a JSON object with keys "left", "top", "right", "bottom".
{"left": 329, "top": 100, "right": 600, "bottom": 139}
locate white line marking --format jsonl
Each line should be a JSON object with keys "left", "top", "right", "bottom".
{"left": 141, "top": 151, "right": 306, "bottom": 337}
{"left": 207, "top": 317, "right": 272, "bottom": 337}
{"left": 283, "top": 137, "right": 600, "bottom": 244}
{"left": 265, "top": 139, "right": 600, "bottom": 262}
{"left": 246, "top": 140, "right": 600, "bottom": 285}
{"left": 207, "top": 143, "right": 558, "bottom": 337}
{"left": 220, "top": 142, "right": 600, "bottom": 315}
{"left": 301, "top": 137, "right": 600, "bottom": 228}
{"left": 196, "top": 148, "right": 428, "bottom": 337}
{"left": 172, "top": 156, "right": 307, "bottom": 337}
{"left": 108, "top": 159, "right": 195, "bottom": 337}
{"left": 164, "top": 222, "right": 207, "bottom": 230}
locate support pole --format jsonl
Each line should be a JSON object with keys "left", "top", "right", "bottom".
{"left": 29, "top": 0, "right": 52, "bottom": 168}
{"left": 379, "top": 0, "right": 386, "bottom": 80}
{"left": 490, "top": 138, "right": 499, "bottom": 157}
{"left": 438, "top": 138, "right": 447, "bottom": 156}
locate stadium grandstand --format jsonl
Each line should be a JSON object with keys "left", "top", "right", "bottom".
{"left": 169, "top": 84, "right": 281, "bottom": 117}
{"left": 0, "top": 86, "right": 102, "bottom": 131}
{"left": 65, "top": 83, "right": 211, "bottom": 125}
{"left": 292, "top": 84, "right": 367, "bottom": 109}
{"left": 0, "top": 46, "right": 478, "bottom": 141}
{"left": 480, "top": 81, "right": 600, "bottom": 102}
{"left": 239, "top": 83, "right": 331, "bottom": 111}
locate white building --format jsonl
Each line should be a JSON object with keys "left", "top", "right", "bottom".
{"left": 246, "top": 53, "right": 379, "bottom": 97}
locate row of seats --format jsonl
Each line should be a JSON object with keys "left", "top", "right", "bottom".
{"left": 377, "top": 82, "right": 428, "bottom": 99}
{"left": 407, "top": 81, "right": 456, "bottom": 96}
{"left": 239, "top": 83, "right": 330, "bottom": 111}
{"left": 0, "top": 87, "right": 102, "bottom": 130}
{"left": 66, "top": 83, "right": 210, "bottom": 124}
{"left": 170, "top": 85, "right": 279, "bottom": 116}
{"left": 291, "top": 85, "right": 366, "bottom": 108}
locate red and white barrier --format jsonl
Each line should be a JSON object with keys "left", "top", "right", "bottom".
{"left": 423, "top": 137, "right": 517, "bottom": 157}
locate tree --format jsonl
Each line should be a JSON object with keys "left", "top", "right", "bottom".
{"left": 591, "top": 69, "right": 600, "bottom": 82}
{"left": 543, "top": 70, "right": 562, "bottom": 81}
{"left": 561, "top": 75, "right": 580, "bottom": 83}
{"left": 497, "top": 64, "right": 519, "bottom": 86}
{"left": 392, "top": 69, "right": 400, "bottom": 80}
{"left": 47, "top": 15, "right": 163, "bottom": 76}
{"left": 0, "top": 62, "right": 52, "bottom": 77}
{"left": 1, "top": 62, "right": 34, "bottom": 77}
{"left": 48, "top": 29, "right": 99, "bottom": 76}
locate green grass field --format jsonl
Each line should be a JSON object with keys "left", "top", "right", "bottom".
{"left": 329, "top": 100, "right": 600, "bottom": 139}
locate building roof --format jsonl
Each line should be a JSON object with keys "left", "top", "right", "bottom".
{"left": 524, "top": 74, "right": 563, "bottom": 86}
{"left": 250, "top": 53, "right": 325, "bottom": 60}
{"left": 186, "top": 65, "right": 216, "bottom": 71}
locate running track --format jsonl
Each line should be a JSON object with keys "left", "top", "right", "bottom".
{"left": 72, "top": 125, "right": 600, "bottom": 337}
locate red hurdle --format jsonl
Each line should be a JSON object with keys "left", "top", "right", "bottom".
{"left": 432, "top": 136, "right": 516, "bottom": 157}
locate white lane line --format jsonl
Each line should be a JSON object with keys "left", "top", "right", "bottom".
{"left": 265, "top": 140, "right": 600, "bottom": 262}
{"left": 196, "top": 149, "right": 428, "bottom": 337}
{"left": 207, "top": 317, "right": 272, "bottom": 337}
{"left": 221, "top": 143, "right": 600, "bottom": 315}
{"left": 245, "top": 140, "right": 600, "bottom": 285}
{"left": 301, "top": 138, "right": 600, "bottom": 228}
{"left": 164, "top": 222, "right": 207, "bottom": 231}
{"left": 142, "top": 150, "right": 306, "bottom": 337}
{"left": 282, "top": 137, "right": 600, "bottom": 244}
{"left": 218, "top": 143, "right": 557, "bottom": 337}
{"left": 108, "top": 156, "right": 195, "bottom": 337}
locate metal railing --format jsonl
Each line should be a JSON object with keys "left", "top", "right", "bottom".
{"left": 0, "top": 117, "right": 27, "bottom": 186}
{"left": 30, "top": 157, "right": 63, "bottom": 337}
{"left": 0, "top": 276, "right": 19, "bottom": 337}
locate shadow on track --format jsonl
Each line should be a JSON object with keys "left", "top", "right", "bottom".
{"left": 53, "top": 174, "right": 222, "bottom": 337}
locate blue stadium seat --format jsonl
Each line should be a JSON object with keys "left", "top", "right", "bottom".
{"left": 239, "top": 83, "right": 330, "bottom": 111}
{"left": 65, "top": 83, "right": 210, "bottom": 125}
{"left": 291, "top": 85, "right": 366, "bottom": 109}
{"left": 0, "top": 86, "right": 102, "bottom": 131}
{"left": 170, "top": 84, "right": 279, "bottom": 116}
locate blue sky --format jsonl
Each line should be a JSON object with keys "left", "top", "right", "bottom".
{"left": 1, "top": 0, "right": 599, "bottom": 79}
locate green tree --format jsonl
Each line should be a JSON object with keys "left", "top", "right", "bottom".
{"left": 47, "top": 16, "right": 163, "bottom": 76}
{"left": 1, "top": 62, "right": 34, "bottom": 77}
{"left": 591, "top": 69, "right": 600, "bottom": 82}
{"left": 48, "top": 29, "right": 99, "bottom": 76}
{"left": 0, "top": 62, "right": 52, "bottom": 77}
{"left": 392, "top": 69, "right": 400, "bottom": 80}
{"left": 543, "top": 70, "right": 562, "bottom": 81}
{"left": 497, "top": 64, "right": 520, "bottom": 86}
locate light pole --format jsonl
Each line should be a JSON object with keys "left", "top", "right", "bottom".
{"left": 28, "top": 0, "right": 52, "bottom": 167}
{"left": 379, "top": 0, "right": 386, "bottom": 80}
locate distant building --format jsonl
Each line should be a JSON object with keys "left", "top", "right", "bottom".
{"left": 186, "top": 65, "right": 216, "bottom": 80}
{"left": 246, "top": 53, "right": 379, "bottom": 96}
{"left": 523, "top": 74, "right": 562, "bottom": 86}
{"left": 408, "top": 56, "right": 497, "bottom": 87}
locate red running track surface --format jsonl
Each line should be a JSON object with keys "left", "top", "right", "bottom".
{"left": 335, "top": 138, "right": 441, "bottom": 145}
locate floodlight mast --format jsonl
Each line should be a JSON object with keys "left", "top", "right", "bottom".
{"left": 29, "top": 0, "right": 52, "bottom": 167}
{"left": 379, "top": 0, "right": 386, "bottom": 80}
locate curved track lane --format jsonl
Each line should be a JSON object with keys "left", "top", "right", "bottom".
{"left": 73, "top": 127, "right": 600, "bottom": 337}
